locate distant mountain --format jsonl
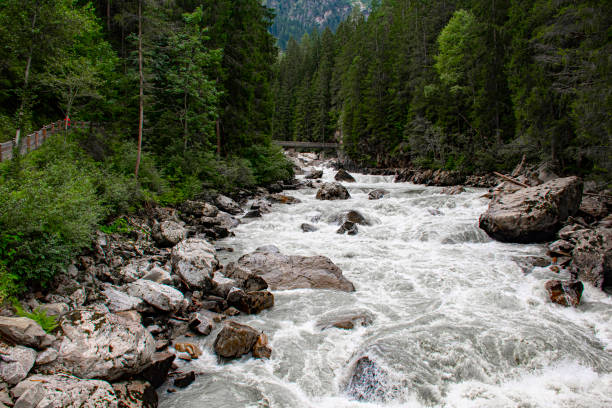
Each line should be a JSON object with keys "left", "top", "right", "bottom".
{"left": 265, "top": 0, "right": 370, "bottom": 49}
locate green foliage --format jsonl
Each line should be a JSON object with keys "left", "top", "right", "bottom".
{"left": 244, "top": 144, "right": 295, "bottom": 185}
{"left": 99, "top": 218, "right": 132, "bottom": 235}
{"left": 13, "top": 302, "right": 58, "bottom": 333}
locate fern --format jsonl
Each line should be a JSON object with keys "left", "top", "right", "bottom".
{"left": 13, "top": 302, "right": 59, "bottom": 333}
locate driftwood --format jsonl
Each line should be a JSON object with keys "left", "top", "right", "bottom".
{"left": 493, "top": 171, "right": 612, "bottom": 199}
{"left": 493, "top": 172, "right": 530, "bottom": 188}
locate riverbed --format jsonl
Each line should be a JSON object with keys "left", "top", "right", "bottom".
{"left": 160, "top": 165, "right": 612, "bottom": 408}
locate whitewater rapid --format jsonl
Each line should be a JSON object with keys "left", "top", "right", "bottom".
{"left": 160, "top": 166, "right": 612, "bottom": 408}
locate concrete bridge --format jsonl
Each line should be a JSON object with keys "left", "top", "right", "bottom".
{"left": 273, "top": 140, "right": 340, "bottom": 149}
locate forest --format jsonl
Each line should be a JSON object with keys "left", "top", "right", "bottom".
{"left": 272, "top": 0, "right": 611, "bottom": 175}
{"left": 0, "top": 0, "right": 293, "bottom": 298}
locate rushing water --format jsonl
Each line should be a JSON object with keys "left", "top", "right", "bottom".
{"left": 160, "top": 164, "right": 612, "bottom": 408}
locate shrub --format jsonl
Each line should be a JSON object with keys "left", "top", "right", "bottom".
{"left": 243, "top": 143, "right": 294, "bottom": 185}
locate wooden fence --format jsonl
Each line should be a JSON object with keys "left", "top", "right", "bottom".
{"left": 0, "top": 120, "right": 95, "bottom": 162}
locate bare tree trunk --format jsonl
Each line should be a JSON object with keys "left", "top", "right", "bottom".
{"left": 216, "top": 119, "right": 221, "bottom": 157}
{"left": 183, "top": 89, "right": 188, "bottom": 152}
{"left": 15, "top": 6, "right": 39, "bottom": 149}
{"left": 107, "top": 0, "right": 111, "bottom": 32}
{"left": 135, "top": 0, "right": 144, "bottom": 178}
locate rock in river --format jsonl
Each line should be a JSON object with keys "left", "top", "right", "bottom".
{"left": 346, "top": 356, "right": 389, "bottom": 402}
{"left": 126, "top": 279, "right": 184, "bottom": 312}
{"left": 335, "top": 169, "right": 356, "bottom": 182}
{"left": 545, "top": 280, "right": 584, "bottom": 307}
{"left": 236, "top": 246, "right": 355, "bottom": 291}
{"left": 479, "top": 176, "right": 583, "bottom": 243}
{"left": 213, "top": 321, "right": 261, "bottom": 359}
{"left": 570, "top": 227, "right": 611, "bottom": 289}
{"left": 316, "top": 182, "right": 351, "bottom": 201}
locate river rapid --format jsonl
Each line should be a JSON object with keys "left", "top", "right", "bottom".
{"left": 160, "top": 163, "right": 612, "bottom": 408}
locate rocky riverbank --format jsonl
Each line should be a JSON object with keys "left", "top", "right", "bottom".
{"left": 1, "top": 153, "right": 610, "bottom": 407}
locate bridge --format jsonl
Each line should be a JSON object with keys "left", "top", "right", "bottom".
{"left": 273, "top": 140, "right": 340, "bottom": 149}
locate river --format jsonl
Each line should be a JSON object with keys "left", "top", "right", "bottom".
{"left": 160, "top": 163, "right": 612, "bottom": 408}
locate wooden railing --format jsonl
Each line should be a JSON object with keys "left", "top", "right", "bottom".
{"left": 273, "top": 140, "right": 340, "bottom": 149}
{"left": 0, "top": 120, "right": 96, "bottom": 162}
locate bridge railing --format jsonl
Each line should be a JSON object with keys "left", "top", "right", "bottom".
{"left": 273, "top": 140, "right": 340, "bottom": 149}
{"left": 0, "top": 121, "right": 96, "bottom": 162}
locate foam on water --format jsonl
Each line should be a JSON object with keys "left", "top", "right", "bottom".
{"left": 160, "top": 164, "right": 612, "bottom": 407}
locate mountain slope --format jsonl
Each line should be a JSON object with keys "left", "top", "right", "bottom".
{"left": 266, "top": 0, "right": 370, "bottom": 49}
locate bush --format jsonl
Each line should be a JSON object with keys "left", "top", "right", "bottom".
{"left": 0, "top": 138, "right": 108, "bottom": 293}
{"left": 13, "top": 302, "right": 58, "bottom": 333}
{"left": 243, "top": 143, "right": 294, "bottom": 185}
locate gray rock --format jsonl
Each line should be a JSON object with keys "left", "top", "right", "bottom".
{"left": 223, "top": 263, "right": 268, "bottom": 292}
{"left": 211, "top": 272, "right": 239, "bottom": 298}
{"left": 213, "top": 321, "right": 260, "bottom": 359}
{"left": 346, "top": 356, "right": 389, "bottom": 402}
{"left": 112, "top": 380, "right": 158, "bottom": 408}
{"left": 316, "top": 182, "right": 351, "bottom": 200}
{"left": 48, "top": 309, "right": 155, "bottom": 381}
{"left": 35, "top": 348, "right": 58, "bottom": 365}
{"left": 12, "top": 374, "right": 118, "bottom": 408}
{"left": 335, "top": 169, "right": 356, "bottom": 182}
{"left": 171, "top": 238, "right": 219, "bottom": 290}
{"left": 301, "top": 223, "right": 318, "bottom": 232}
{"left": 152, "top": 220, "right": 187, "bottom": 248}
{"left": 37, "top": 302, "right": 70, "bottom": 317}
{"left": 337, "top": 221, "right": 358, "bottom": 235}
{"left": 215, "top": 195, "right": 243, "bottom": 215}
{"left": 126, "top": 279, "right": 184, "bottom": 312}
{"left": 227, "top": 288, "right": 274, "bottom": 314}
{"left": 117, "top": 259, "right": 149, "bottom": 284}
{"left": 215, "top": 212, "right": 240, "bottom": 229}
{"left": 305, "top": 169, "right": 323, "bottom": 179}
{"left": 570, "top": 227, "right": 612, "bottom": 289}
{"left": 189, "top": 313, "right": 213, "bottom": 336}
{"left": 579, "top": 196, "right": 608, "bottom": 220}
{"left": 142, "top": 266, "right": 173, "bottom": 285}
{"left": 368, "top": 189, "right": 388, "bottom": 200}
{"left": 180, "top": 200, "right": 218, "bottom": 217}
{"left": 0, "top": 317, "right": 49, "bottom": 349}
{"left": 103, "top": 285, "right": 146, "bottom": 313}
{"left": 0, "top": 344, "right": 36, "bottom": 385}
{"left": 237, "top": 249, "right": 355, "bottom": 292}
{"left": 479, "top": 176, "right": 583, "bottom": 243}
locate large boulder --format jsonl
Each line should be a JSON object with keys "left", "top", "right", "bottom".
{"left": 236, "top": 247, "right": 355, "bottom": 291}
{"left": 171, "top": 238, "right": 219, "bottom": 290}
{"left": 213, "top": 321, "right": 260, "bottom": 359}
{"left": 215, "top": 195, "right": 242, "bottom": 215}
{"left": 570, "top": 227, "right": 611, "bottom": 289}
{"left": 335, "top": 169, "right": 356, "bottom": 182}
{"left": 479, "top": 176, "right": 583, "bottom": 243}
{"left": 12, "top": 374, "right": 118, "bottom": 408}
{"left": 0, "top": 343, "right": 36, "bottom": 385}
{"left": 138, "top": 351, "right": 175, "bottom": 388}
{"left": 126, "top": 279, "right": 184, "bottom": 312}
{"left": 316, "top": 182, "right": 351, "bottom": 200}
{"left": 179, "top": 200, "right": 218, "bottom": 218}
{"left": 151, "top": 220, "right": 187, "bottom": 248}
{"left": 49, "top": 309, "right": 155, "bottom": 381}
{"left": 0, "top": 317, "right": 51, "bottom": 349}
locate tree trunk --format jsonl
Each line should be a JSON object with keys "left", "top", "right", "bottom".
{"left": 135, "top": 0, "right": 144, "bottom": 178}
{"left": 15, "top": 6, "right": 39, "bottom": 149}
{"left": 216, "top": 119, "right": 221, "bottom": 157}
{"left": 183, "top": 88, "right": 188, "bottom": 152}
{"left": 107, "top": 0, "right": 111, "bottom": 32}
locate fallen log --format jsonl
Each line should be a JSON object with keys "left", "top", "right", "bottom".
{"left": 493, "top": 172, "right": 530, "bottom": 188}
